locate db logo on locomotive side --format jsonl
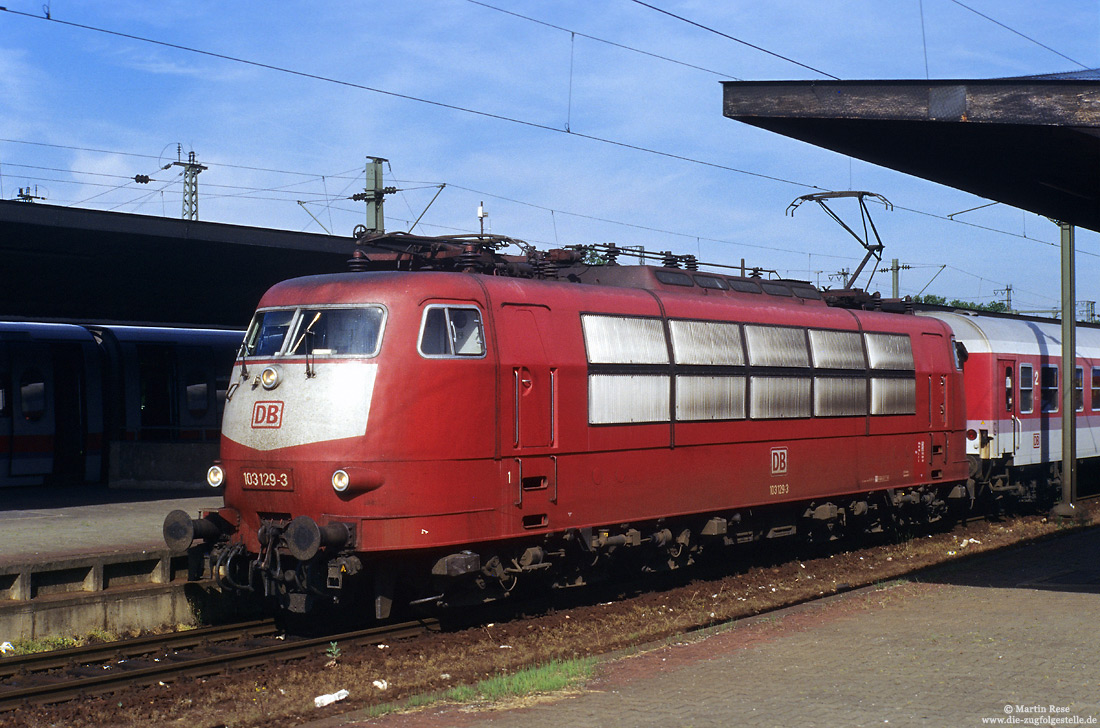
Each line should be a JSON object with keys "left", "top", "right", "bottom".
{"left": 252, "top": 401, "right": 284, "bottom": 429}
{"left": 770, "top": 447, "right": 788, "bottom": 475}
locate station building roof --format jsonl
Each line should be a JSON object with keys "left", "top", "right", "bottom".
{"left": 722, "top": 71, "right": 1100, "bottom": 232}
{"left": 0, "top": 200, "right": 356, "bottom": 328}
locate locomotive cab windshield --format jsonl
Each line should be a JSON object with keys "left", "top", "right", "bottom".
{"left": 244, "top": 309, "right": 294, "bottom": 357}
{"left": 241, "top": 306, "right": 386, "bottom": 359}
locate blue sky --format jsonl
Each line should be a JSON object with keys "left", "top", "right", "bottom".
{"left": 1, "top": 1, "right": 1098, "bottom": 312}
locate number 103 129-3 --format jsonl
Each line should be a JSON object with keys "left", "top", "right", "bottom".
{"left": 241, "top": 469, "right": 293, "bottom": 490}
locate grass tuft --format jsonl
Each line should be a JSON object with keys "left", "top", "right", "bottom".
{"left": 460, "top": 658, "right": 596, "bottom": 700}
{"left": 366, "top": 657, "right": 598, "bottom": 719}
{"left": 7, "top": 635, "right": 80, "bottom": 655}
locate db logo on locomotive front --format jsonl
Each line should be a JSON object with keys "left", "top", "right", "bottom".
{"left": 252, "top": 401, "right": 284, "bottom": 429}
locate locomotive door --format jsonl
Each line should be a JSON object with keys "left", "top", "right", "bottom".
{"left": 996, "top": 357, "right": 1019, "bottom": 456}
{"left": 497, "top": 304, "right": 558, "bottom": 526}
{"left": 498, "top": 304, "right": 555, "bottom": 450}
{"left": 919, "top": 333, "right": 949, "bottom": 475}
{"left": 7, "top": 342, "right": 55, "bottom": 479}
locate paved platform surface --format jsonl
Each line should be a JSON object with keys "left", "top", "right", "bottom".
{"left": 332, "top": 527, "right": 1100, "bottom": 728}
{"left": 0, "top": 486, "right": 221, "bottom": 564}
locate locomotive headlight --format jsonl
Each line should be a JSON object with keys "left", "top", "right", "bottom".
{"left": 207, "top": 465, "right": 225, "bottom": 488}
{"left": 260, "top": 366, "right": 281, "bottom": 390}
{"left": 331, "top": 467, "right": 385, "bottom": 494}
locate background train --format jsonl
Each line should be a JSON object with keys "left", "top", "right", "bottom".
{"left": 0, "top": 322, "right": 241, "bottom": 488}
{"left": 919, "top": 310, "right": 1100, "bottom": 510}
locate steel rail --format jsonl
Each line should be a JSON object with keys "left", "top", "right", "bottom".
{"left": 0, "top": 619, "right": 278, "bottom": 681}
{"left": 0, "top": 618, "right": 436, "bottom": 710}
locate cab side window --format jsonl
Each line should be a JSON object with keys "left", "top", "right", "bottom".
{"left": 419, "top": 306, "right": 485, "bottom": 358}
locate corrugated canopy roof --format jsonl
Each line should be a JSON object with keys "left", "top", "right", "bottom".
{"left": 723, "top": 73, "right": 1100, "bottom": 232}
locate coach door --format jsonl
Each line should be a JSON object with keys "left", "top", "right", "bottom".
{"left": 8, "top": 342, "right": 54, "bottom": 479}
{"left": 0, "top": 344, "right": 9, "bottom": 482}
{"left": 996, "top": 357, "right": 1019, "bottom": 456}
{"left": 497, "top": 304, "right": 557, "bottom": 527}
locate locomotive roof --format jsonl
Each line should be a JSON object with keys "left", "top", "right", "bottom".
{"left": 257, "top": 229, "right": 952, "bottom": 330}
{"left": 563, "top": 264, "right": 827, "bottom": 305}
{"left": 256, "top": 266, "right": 829, "bottom": 310}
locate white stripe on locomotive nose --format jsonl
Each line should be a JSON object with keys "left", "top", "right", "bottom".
{"left": 222, "top": 362, "right": 377, "bottom": 451}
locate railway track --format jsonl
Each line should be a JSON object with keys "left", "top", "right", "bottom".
{"left": 3, "top": 494, "right": 1093, "bottom": 714}
{"left": 0, "top": 617, "right": 437, "bottom": 711}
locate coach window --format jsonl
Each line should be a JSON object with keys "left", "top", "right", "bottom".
{"left": 1004, "top": 365, "right": 1013, "bottom": 413}
{"left": 186, "top": 370, "right": 210, "bottom": 419}
{"left": 1019, "top": 364, "right": 1034, "bottom": 414}
{"left": 419, "top": 305, "right": 485, "bottom": 358}
{"left": 1040, "top": 365, "right": 1059, "bottom": 413}
{"left": 19, "top": 370, "right": 46, "bottom": 422}
{"left": 0, "top": 371, "right": 8, "bottom": 417}
{"left": 1075, "top": 367, "right": 1084, "bottom": 412}
{"left": 952, "top": 338, "right": 966, "bottom": 370}
{"left": 1092, "top": 367, "right": 1100, "bottom": 411}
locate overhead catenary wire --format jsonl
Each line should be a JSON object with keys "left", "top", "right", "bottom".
{"left": 7, "top": 152, "right": 1092, "bottom": 268}
{"left": 442, "top": 182, "right": 860, "bottom": 260}
{"left": 2, "top": 7, "right": 1095, "bottom": 289}
{"left": 0, "top": 7, "right": 824, "bottom": 192}
{"left": 0, "top": 137, "right": 344, "bottom": 178}
{"left": 946, "top": 0, "right": 1091, "bottom": 70}
{"left": 465, "top": 0, "right": 743, "bottom": 80}
{"left": 1, "top": 160, "right": 359, "bottom": 199}
{"left": 0, "top": 6, "right": 1092, "bottom": 250}
{"left": 625, "top": 0, "right": 840, "bottom": 80}
{"left": 0, "top": 13, "right": 1084, "bottom": 259}
{"left": 109, "top": 174, "right": 182, "bottom": 213}
{"left": 7, "top": 138, "right": 1094, "bottom": 269}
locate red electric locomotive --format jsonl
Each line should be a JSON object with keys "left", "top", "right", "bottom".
{"left": 165, "top": 234, "right": 970, "bottom": 617}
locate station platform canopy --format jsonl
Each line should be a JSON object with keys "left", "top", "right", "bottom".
{"left": 722, "top": 70, "right": 1100, "bottom": 232}
{"left": 0, "top": 200, "right": 358, "bottom": 328}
